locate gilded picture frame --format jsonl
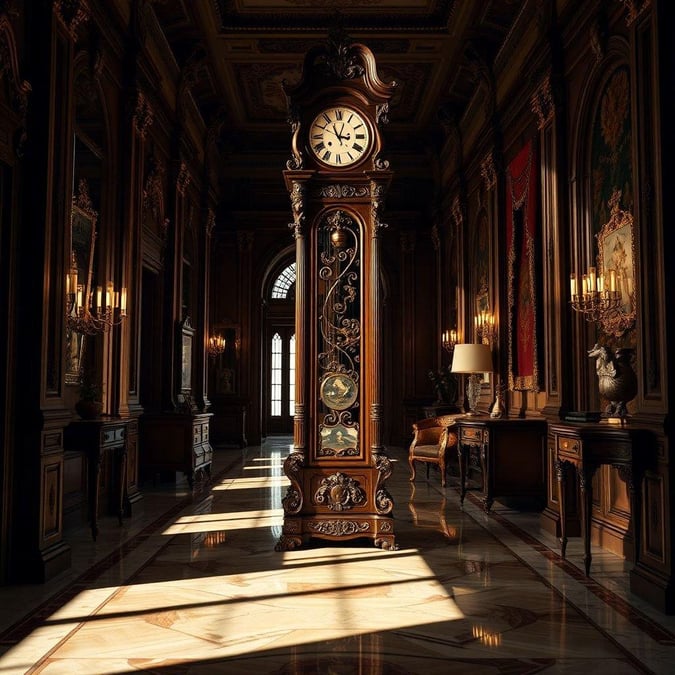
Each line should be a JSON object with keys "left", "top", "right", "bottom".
{"left": 180, "top": 317, "right": 194, "bottom": 392}
{"left": 596, "top": 190, "right": 636, "bottom": 337}
{"left": 65, "top": 179, "right": 97, "bottom": 386}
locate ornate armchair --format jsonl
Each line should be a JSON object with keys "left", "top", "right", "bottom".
{"left": 408, "top": 414, "right": 460, "bottom": 488}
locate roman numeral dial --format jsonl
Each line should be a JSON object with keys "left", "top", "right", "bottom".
{"left": 308, "top": 106, "right": 371, "bottom": 168}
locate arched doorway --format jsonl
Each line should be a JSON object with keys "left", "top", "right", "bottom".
{"left": 263, "top": 259, "right": 296, "bottom": 435}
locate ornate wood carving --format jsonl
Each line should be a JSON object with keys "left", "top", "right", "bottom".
{"left": 0, "top": 13, "right": 31, "bottom": 115}
{"left": 143, "top": 154, "right": 166, "bottom": 231}
{"left": 451, "top": 196, "right": 465, "bottom": 228}
{"left": 53, "top": 0, "right": 90, "bottom": 41}
{"left": 480, "top": 151, "right": 497, "bottom": 191}
{"left": 205, "top": 208, "right": 216, "bottom": 238}
{"left": 176, "top": 161, "right": 191, "bottom": 196}
{"left": 287, "top": 180, "right": 305, "bottom": 237}
{"left": 132, "top": 90, "right": 154, "bottom": 139}
{"left": 315, "top": 473, "right": 366, "bottom": 511}
{"left": 618, "top": 0, "right": 651, "bottom": 26}
{"left": 531, "top": 73, "right": 554, "bottom": 129}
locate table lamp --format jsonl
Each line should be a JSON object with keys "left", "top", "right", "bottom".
{"left": 451, "top": 343, "right": 493, "bottom": 415}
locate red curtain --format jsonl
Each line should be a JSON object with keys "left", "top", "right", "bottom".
{"left": 506, "top": 141, "right": 539, "bottom": 392}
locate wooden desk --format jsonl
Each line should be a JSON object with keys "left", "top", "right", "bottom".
{"left": 64, "top": 418, "right": 129, "bottom": 540}
{"left": 550, "top": 422, "right": 653, "bottom": 576}
{"left": 456, "top": 417, "right": 546, "bottom": 513}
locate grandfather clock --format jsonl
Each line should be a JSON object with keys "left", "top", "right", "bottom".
{"left": 275, "top": 33, "right": 397, "bottom": 551}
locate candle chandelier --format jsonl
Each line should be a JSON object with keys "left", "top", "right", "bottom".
{"left": 207, "top": 333, "right": 226, "bottom": 359}
{"left": 475, "top": 310, "right": 496, "bottom": 345}
{"left": 66, "top": 251, "right": 127, "bottom": 335}
{"left": 569, "top": 266, "right": 622, "bottom": 324}
{"left": 441, "top": 329, "right": 458, "bottom": 353}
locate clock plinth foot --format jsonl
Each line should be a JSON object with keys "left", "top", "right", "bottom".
{"left": 275, "top": 534, "right": 303, "bottom": 552}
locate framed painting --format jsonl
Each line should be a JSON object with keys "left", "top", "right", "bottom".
{"left": 180, "top": 317, "right": 194, "bottom": 392}
{"left": 596, "top": 190, "right": 636, "bottom": 336}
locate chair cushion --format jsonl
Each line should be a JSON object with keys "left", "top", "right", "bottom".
{"left": 411, "top": 444, "right": 442, "bottom": 459}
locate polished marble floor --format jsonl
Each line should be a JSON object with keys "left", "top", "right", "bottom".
{"left": 1, "top": 437, "right": 675, "bottom": 674}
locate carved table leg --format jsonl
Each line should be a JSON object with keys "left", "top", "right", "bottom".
{"left": 88, "top": 448, "right": 102, "bottom": 541}
{"left": 578, "top": 464, "right": 595, "bottom": 576}
{"left": 555, "top": 458, "right": 567, "bottom": 558}
{"left": 617, "top": 464, "right": 638, "bottom": 565}
{"left": 117, "top": 444, "right": 128, "bottom": 526}
{"left": 458, "top": 443, "right": 467, "bottom": 506}
{"left": 480, "top": 442, "right": 492, "bottom": 513}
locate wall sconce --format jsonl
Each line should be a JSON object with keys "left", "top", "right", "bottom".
{"left": 569, "top": 267, "right": 622, "bottom": 324}
{"left": 442, "top": 329, "right": 458, "bottom": 353}
{"left": 207, "top": 333, "right": 226, "bottom": 360}
{"left": 65, "top": 255, "right": 127, "bottom": 335}
{"left": 474, "top": 310, "right": 496, "bottom": 345}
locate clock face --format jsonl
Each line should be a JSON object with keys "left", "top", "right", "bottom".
{"left": 309, "top": 107, "right": 371, "bottom": 167}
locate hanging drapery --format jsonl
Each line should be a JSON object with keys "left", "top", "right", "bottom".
{"left": 506, "top": 141, "right": 540, "bottom": 392}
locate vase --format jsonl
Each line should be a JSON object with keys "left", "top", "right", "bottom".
{"left": 75, "top": 399, "right": 102, "bottom": 420}
{"left": 489, "top": 392, "right": 505, "bottom": 419}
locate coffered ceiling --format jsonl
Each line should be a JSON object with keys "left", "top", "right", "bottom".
{"left": 148, "top": 0, "right": 525, "bottom": 210}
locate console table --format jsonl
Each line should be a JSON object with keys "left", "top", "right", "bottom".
{"left": 64, "top": 418, "right": 130, "bottom": 540}
{"left": 456, "top": 417, "right": 546, "bottom": 513}
{"left": 550, "top": 422, "right": 653, "bottom": 576}
{"left": 140, "top": 412, "right": 213, "bottom": 488}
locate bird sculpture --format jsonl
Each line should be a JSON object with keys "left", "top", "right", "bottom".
{"left": 587, "top": 343, "right": 637, "bottom": 419}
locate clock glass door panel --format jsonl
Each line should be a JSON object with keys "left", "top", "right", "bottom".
{"left": 316, "top": 210, "right": 362, "bottom": 460}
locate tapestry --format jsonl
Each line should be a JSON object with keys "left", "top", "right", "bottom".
{"left": 591, "top": 66, "right": 633, "bottom": 236}
{"left": 506, "top": 141, "right": 539, "bottom": 392}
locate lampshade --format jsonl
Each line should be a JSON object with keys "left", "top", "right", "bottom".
{"left": 451, "top": 343, "right": 493, "bottom": 373}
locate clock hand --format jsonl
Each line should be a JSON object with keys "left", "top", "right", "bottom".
{"left": 331, "top": 124, "right": 344, "bottom": 145}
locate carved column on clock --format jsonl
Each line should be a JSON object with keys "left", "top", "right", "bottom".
{"left": 275, "top": 32, "right": 397, "bottom": 551}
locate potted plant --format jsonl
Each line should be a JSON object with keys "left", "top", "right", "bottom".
{"left": 428, "top": 366, "right": 459, "bottom": 407}
{"left": 75, "top": 380, "right": 102, "bottom": 420}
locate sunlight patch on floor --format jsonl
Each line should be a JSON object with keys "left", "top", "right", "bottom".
{"left": 211, "top": 476, "right": 289, "bottom": 490}
{"left": 162, "top": 508, "right": 284, "bottom": 535}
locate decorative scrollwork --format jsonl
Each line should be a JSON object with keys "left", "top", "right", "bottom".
{"left": 132, "top": 89, "right": 154, "bottom": 138}
{"left": 308, "top": 520, "right": 370, "bottom": 536}
{"left": 318, "top": 185, "right": 370, "bottom": 199}
{"left": 322, "top": 23, "right": 365, "bottom": 81}
{"left": 371, "top": 181, "right": 389, "bottom": 232}
{"left": 319, "top": 211, "right": 360, "bottom": 378}
{"left": 0, "top": 14, "right": 31, "bottom": 115}
{"left": 315, "top": 472, "right": 366, "bottom": 511}
{"left": 374, "top": 453, "right": 394, "bottom": 514}
{"left": 53, "top": 0, "right": 90, "bottom": 41}
{"left": 287, "top": 180, "right": 305, "bottom": 237}
{"left": 281, "top": 452, "right": 304, "bottom": 514}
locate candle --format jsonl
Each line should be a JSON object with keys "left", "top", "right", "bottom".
{"left": 76, "top": 285, "right": 83, "bottom": 309}
{"left": 588, "top": 266, "right": 596, "bottom": 294}
{"left": 120, "top": 288, "right": 127, "bottom": 314}
{"left": 570, "top": 273, "right": 577, "bottom": 297}
{"left": 609, "top": 269, "right": 616, "bottom": 292}
{"left": 597, "top": 273, "right": 604, "bottom": 293}
{"left": 582, "top": 273, "right": 589, "bottom": 295}
{"left": 96, "top": 286, "right": 102, "bottom": 310}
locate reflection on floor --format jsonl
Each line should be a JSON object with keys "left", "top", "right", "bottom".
{"left": 1, "top": 436, "right": 675, "bottom": 673}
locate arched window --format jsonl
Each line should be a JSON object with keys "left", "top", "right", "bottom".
{"left": 271, "top": 263, "right": 296, "bottom": 299}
